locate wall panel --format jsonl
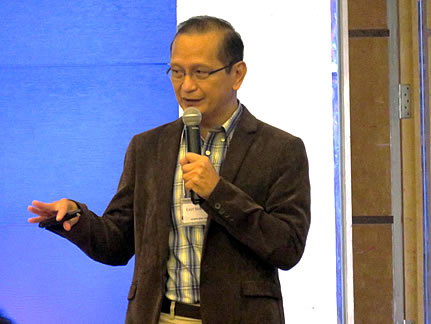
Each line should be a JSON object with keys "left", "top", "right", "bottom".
{"left": 349, "top": 37, "right": 391, "bottom": 217}
{"left": 353, "top": 224, "right": 393, "bottom": 324}
{"left": 348, "top": 0, "right": 394, "bottom": 322}
{"left": 348, "top": 0, "right": 387, "bottom": 29}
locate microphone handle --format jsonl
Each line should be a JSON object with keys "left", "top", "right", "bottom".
{"left": 186, "top": 125, "right": 202, "bottom": 205}
{"left": 186, "top": 125, "right": 201, "bottom": 154}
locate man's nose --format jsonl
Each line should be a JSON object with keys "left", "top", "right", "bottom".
{"left": 181, "top": 74, "right": 198, "bottom": 92}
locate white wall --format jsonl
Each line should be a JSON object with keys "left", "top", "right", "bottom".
{"left": 177, "top": 2, "right": 337, "bottom": 322}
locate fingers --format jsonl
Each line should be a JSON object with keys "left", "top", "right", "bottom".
{"left": 181, "top": 154, "right": 208, "bottom": 179}
{"left": 180, "top": 153, "right": 219, "bottom": 199}
{"left": 179, "top": 152, "right": 201, "bottom": 166}
{"left": 31, "top": 200, "right": 55, "bottom": 210}
{"left": 63, "top": 216, "right": 80, "bottom": 231}
{"left": 27, "top": 205, "right": 54, "bottom": 217}
{"left": 27, "top": 198, "right": 78, "bottom": 224}
{"left": 27, "top": 202, "right": 57, "bottom": 223}
{"left": 27, "top": 215, "right": 48, "bottom": 224}
{"left": 55, "top": 199, "right": 70, "bottom": 221}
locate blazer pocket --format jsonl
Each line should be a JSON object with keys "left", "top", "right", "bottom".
{"left": 128, "top": 283, "right": 137, "bottom": 300}
{"left": 241, "top": 280, "right": 282, "bottom": 299}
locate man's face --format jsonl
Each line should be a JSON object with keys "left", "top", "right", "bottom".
{"left": 170, "top": 31, "right": 241, "bottom": 128}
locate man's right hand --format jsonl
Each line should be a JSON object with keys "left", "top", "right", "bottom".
{"left": 28, "top": 198, "right": 80, "bottom": 231}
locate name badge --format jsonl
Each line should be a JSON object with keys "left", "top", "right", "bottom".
{"left": 181, "top": 198, "right": 208, "bottom": 226}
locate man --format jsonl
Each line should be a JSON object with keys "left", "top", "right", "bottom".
{"left": 28, "top": 16, "right": 310, "bottom": 324}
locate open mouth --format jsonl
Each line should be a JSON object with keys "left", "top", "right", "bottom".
{"left": 183, "top": 98, "right": 203, "bottom": 106}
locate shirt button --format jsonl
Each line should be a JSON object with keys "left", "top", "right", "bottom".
{"left": 205, "top": 150, "right": 211, "bottom": 156}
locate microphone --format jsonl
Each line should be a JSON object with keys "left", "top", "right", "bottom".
{"left": 182, "top": 107, "right": 202, "bottom": 204}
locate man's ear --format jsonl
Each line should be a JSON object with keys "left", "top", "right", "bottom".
{"left": 232, "top": 61, "right": 247, "bottom": 91}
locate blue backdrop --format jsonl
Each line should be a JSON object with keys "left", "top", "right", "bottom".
{"left": 0, "top": 2, "right": 177, "bottom": 323}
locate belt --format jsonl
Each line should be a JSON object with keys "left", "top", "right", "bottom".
{"left": 161, "top": 296, "right": 201, "bottom": 319}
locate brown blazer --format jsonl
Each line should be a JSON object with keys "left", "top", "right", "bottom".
{"left": 51, "top": 106, "right": 311, "bottom": 324}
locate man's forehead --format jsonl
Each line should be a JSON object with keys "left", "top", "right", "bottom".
{"left": 173, "top": 31, "right": 223, "bottom": 48}
{"left": 170, "top": 31, "right": 223, "bottom": 64}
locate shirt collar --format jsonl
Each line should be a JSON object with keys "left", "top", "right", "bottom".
{"left": 211, "top": 101, "right": 243, "bottom": 139}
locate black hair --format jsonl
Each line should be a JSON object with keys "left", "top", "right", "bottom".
{"left": 171, "top": 15, "right": 244, "bottom": 72}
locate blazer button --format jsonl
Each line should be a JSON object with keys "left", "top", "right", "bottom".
{"left": 214, "top": 203, "right": 221, "bottom": 210}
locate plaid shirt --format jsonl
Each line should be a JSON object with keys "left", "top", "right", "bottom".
{"left": 165, "top": 103, "right": 243, "bottom": 304}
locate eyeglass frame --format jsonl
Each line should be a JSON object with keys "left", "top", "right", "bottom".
{"left": 166, "top": 60, "right": 241, "bottom": 81}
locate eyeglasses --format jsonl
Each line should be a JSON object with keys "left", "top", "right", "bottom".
{"left": 166, "top": 61, "right": 239, "bottom": 81}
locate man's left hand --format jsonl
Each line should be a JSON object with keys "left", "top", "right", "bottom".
{"left": 180, "top": 153, "right": 220, "bottom": 199}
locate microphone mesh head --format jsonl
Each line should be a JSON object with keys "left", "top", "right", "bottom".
{"left": 182, "top": 107, "right": 202, "bottom": 126}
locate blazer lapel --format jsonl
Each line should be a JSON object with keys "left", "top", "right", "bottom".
{"left": 202, "top": 106, "right": 258, "bottom": 252}
{"left": 155, "top": 118, "right": 183, "bottom": 257}
{"left": 219, "top": 106, "right": 258, "bottom": 184}
{"left": 157, "top": 118, "right": 184, "bottom": 198}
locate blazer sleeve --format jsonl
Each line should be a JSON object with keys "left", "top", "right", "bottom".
{"left": 46, "top": 136, "right": 137, "bottom": 266}
{"left": 202, "top": 136, "right": 310, "bottom": 271}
